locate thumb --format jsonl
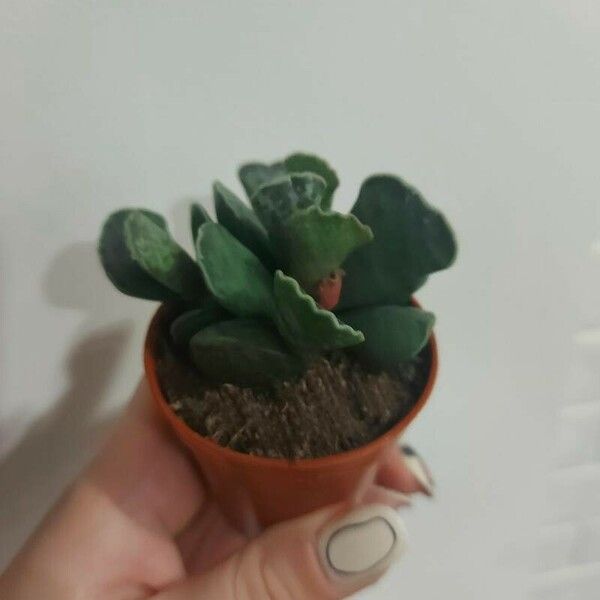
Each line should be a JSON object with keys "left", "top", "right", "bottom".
{"left": 156, "top": 503, "right": 407, "bottom": 600}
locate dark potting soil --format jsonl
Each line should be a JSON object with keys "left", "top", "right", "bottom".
{"left": 156, "top": 333, "right": 431, "bottom": 460}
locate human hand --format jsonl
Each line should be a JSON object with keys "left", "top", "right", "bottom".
{"left": 0, "top": 381, "right": 433, "bottom": 599}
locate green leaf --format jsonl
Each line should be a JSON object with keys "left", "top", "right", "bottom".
{"left": 339, "top": 305, "right": 435, "bottom": 370}
{"left": 275, "top": 206, "right": 373, "bottom": 289}
{"left": 338, "top": 175, "right": 457, "bottom": 310}
{"left": 249, "top": 174, "right": 324, "bottom": 233}
{"left": 273, "top": 271, "right": 364, "bottom": 352}
{"left": 124, "top": 211, "right": 207, "bottom": 303}
{"left": 195, "top": 222, "right": 275, "bottom": 317}
{"left": 98, "top": 209, "right": 179, "bottom": 301}
{"left": 289, "top": 173, "right": 327, "bottom": 209}
{"left": 190, "top": 202, "right": 212, "bottom": 244}
{"left": 249, "top": 177, "right": 295, "bottom": 232}
{"left": 284, "top": 153, "right": 339, "bottom": 210}
{"left": 238, "top": 153, "right": 339, "bottom": 210}
{"left": 213, "top": 181, "right": 274, "bottom": 269}
{"left": 170, "top": 301, "right": 229, "bottom": 347}
{"left": 189, "top": 319, "right": 303, "bottom": 386}
{"left": 238, "top": 161, "right": 287, "bottom": 199}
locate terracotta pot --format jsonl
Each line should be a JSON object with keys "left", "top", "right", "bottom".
{"left": 144, "top": 303, "right": 438, "bottom": 533}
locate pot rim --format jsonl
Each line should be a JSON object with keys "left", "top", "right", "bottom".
{"left": 144, "top": 301, "right": 438, "bottom": 471}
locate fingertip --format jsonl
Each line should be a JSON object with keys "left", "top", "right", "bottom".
{"left": 376, "top": 441, "right": 435, "bottom": 497}
{"left": 318, "top": 504, "right": 408, "bottom": 586}
{"left": 401, "top": 444, "right": 435, "bottom": 497}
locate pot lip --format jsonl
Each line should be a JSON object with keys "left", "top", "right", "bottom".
{"left": 144, "top": 301, "right": 438, "bottom": 471}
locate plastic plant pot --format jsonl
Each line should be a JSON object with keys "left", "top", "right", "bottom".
{"left": 145, "top": 303, "right": 438, "bottom": 534}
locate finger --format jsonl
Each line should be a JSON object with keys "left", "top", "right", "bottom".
{"left": 376, "top": 443, "right": 435, "bottom": 497}
{"left": 86, "top": 379, "right": 205, "bottom": 535}
{"left": 154, "top": 503, "right": 407, "bottom": 600}
{"left": 177, "top": 483, "right": 412, "bottom": 575}
{"left": 176, "top": 502, "right": 248, "bottom": 575}
{"left": 177, "top": 483, "right": 412, "bottom": 576}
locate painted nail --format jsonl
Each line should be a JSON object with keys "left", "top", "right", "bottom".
{"left": 401, "top": 444, "right": 434, "bottom": 497}
{"left": 363, "top": 485, "right": 413, "bottom": 509}
{"left": 319, "top": 504, "right": 407, "bottom": 580}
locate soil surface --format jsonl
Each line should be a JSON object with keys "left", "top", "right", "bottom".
{"left": 156, "top": 333, "right": 431, "bottom": 460}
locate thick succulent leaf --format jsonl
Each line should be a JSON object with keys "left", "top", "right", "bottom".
{"left": 276, "top": 206, "right": 373, "bottom": 289}
{"left": 238, "top": 162, "right": 287, "bottom": 199}
{"left": 338, "top": 175, "right": 457, "bottom": 310}
{"left": 190, "top": 202, "right": 212, "bottom": 244}
{"left": 249, "top": 177, "right": 295, "bottom": 232}
{"left": 189, "top": 318, "right": 303, "bottom": 386}
{"left": 284, "top": 153, "right": 339, "bottom": 210}
{"left": 195, "top": 222, "right": 275, "bottom": 317}
{"left": 170, "top": 301, "right": 229, "bottom": 347}
{"left": 289, "top": 173, "right": 327, "bottom": 208}
{"left": 239, "top": 153, "right": 338, "bottom": 210}
{"left": 99, "top": 209, "right": 178, "bottom": 301}
{"left": 213, "top": 181, "right": 274, "bottom": 269}
{"left": 273, "top": 271, "right": 364, "bottom": 352}
{"left": 339, "top": 305, "right": 435, "bottom": 370}
{"left": 249, "top": 174, "right": 325, "bottom": 233}
{"left": 124, "top": 211, "right": 208, "bottom": 303}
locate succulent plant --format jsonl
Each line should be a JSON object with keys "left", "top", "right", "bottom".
{"left": 99, "top": 153, "right": 457, "bottom": 386}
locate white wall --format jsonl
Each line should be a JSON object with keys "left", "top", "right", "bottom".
{"left": 1, "top": 2, "right": 599, "bottom": 598}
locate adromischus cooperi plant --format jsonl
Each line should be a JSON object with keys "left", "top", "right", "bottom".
{"left": 99, "top": 153, "right": 457, "bottom": 386}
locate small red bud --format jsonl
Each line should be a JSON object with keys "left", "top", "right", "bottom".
{"left": 314, "top": 269, "right": 344, "bottom": 310}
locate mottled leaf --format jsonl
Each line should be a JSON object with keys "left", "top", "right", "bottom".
{"left": 249, "top": 174, "right": 325, "bottom": 233}
{"left": 338, "top": 175, "right": 457, "bottom": 309}
{"left": 99, "top": 209, "right": 177, "bottom": 301}
{"left": 213, "top": 181, "right": 274, "bottom": 269}
{"left": 195, "top": 222, "right": 275, "bottom": 317}
{"left": 238, "top": 161, "right": 287, "bottom": 199}
{"left": 124, "top": 211, "right": 207, "bottom": 303}
{"left": 289, "top": 173, "right": 327, "bottom": 209}
{"left": 273, "top": 271, "right": 364, "bottom": 352}
{"left": 189, "top": 319, "right": 303, "bottom": 386}
{"left": 339, "top": 305, "right": 435, "bottom": 370}
{"left": 239, "top": 153, "right": 338, "bottom": 210}
{"left": 284, "top": 153, "right": 339, "bottom": 210}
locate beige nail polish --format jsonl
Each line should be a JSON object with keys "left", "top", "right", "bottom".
{"left": 319, "top": 505, "right": 407, "bottom": 580}
{"left": 401, "top": 444, "right": 434, "bottom": 496}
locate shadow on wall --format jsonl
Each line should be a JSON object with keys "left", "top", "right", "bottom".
{"left": 0, "top": 242, "right": 134, "bottom": 568}
{"left": 44, "top": 241, "right": 124, "bottom": 312}
{"left": 0, "top": 201, "right": 209, "bottom": 567}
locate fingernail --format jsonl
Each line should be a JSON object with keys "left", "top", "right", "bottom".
{"left": 401, "top": 444, "right": 434, "bottom": 496}
{"left": 319, "top": 505, "right": 407, "bottom": 580}
{"left": 382, "top": 490, "right": 412, "bottom": 508}
{"left": 395, "top": 492, "right": 412, "bottom": 506}
{"left": 363, "top": 485, "right": 413, "bottom": 509}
